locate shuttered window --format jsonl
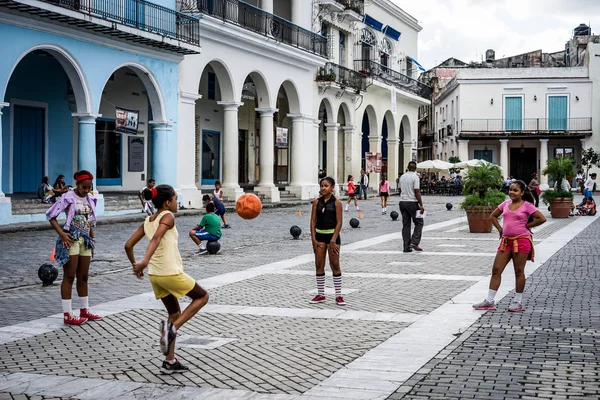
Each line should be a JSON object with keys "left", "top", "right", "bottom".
{"left": 548, "top": 95, "right": 568, "bottom": 130}
{"left": 504, "top": 96, "right": 522, "bottom": 131}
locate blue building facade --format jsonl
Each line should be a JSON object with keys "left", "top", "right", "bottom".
{"left": 0, "top": 0, "right": 200, "bottom": 223}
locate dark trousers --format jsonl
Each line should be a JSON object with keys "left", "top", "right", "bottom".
{"left": 399, "top": 201, "right": 424, "bottom": 250}
{"left": 360, "top": 184, "right": 367, "bottom": 200}
{"left": 532, "top": 190, "right": 539, "bottom": 207}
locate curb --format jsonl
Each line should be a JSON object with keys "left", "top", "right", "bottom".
{"left": 0, "top": 200, "right": 312, "bottom": 234}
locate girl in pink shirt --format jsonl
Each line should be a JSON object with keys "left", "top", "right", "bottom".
{"left": 379, "top": 174, "right": 390, "bottom": 215}
{"left": 473, "top": 180, "right": 546, "bottom": 313}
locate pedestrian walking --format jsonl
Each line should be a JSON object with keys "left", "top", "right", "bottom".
{"left": 473, "top": 180, "right": 546, "bottom": 313}
{"left": 359, "top": 169, "right": 369, "bottom": 200}
{"left": 310, "top": 176, "right": 345, "bottom": 305}
{"left": 138, "top": 178, "right": 156, "bottom": 216}
{"left": 584, "top": 173, "right": 596, "bottom": 199}
{"left": 124, "top": 184, "right": 209, "bottom": 374}
{"left": 213, "top": 180, "right": 223, "bottom": 201}
{"left": 189, "top": 201, "right": 222, "bottom": 255}
{"left": 47, "top": 170, "right": 102, "bottom": 325}
{"left": 344, "top": 175, "right": 361, "bottom": 212}
{"left": 203, "top": 194, "right": 230, "bottom": 228}
{"left": 528, "top": 173, "right": 540, "bottom": 207}
{"left": 399, "top": 161, "right": 425, "bottom": 252}
{"left": 379, "top": 174, "right": 390, "bottom": 214}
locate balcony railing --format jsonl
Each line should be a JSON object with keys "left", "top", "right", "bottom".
{"left": 316, "top": 62, "right": 367, "bottom": 92}
{"left": 461, "top": 118, "right": 592, "bottom": 133}
{"left": 355, "top": 60, "right": 433, "bottom": 100}
{"left": 191, "top": 0, "right": 327, "bottom": 57}
{"left": 37, "top": 0, "right": 200, "bottom": 45}
{"left": 336, "top": 0, "right": 364, "bottom": 15}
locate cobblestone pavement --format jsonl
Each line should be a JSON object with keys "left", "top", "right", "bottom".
{"left": 0, "top": 193, "right": 596, "bottom": 399}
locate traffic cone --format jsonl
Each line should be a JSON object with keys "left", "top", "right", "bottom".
{"left": 298, "top": 210, "right": 302, "bottom": 216}
{"left": 49, "top": 248, "right": 56, "bottom": 261}
{"left": 358, "top": 212, "right": 363, "bottom": 219}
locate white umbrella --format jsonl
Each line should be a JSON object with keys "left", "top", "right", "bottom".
{"left": 416, "top": 159, "right": 454, "bottom": 172}
{"left": 453, "top": 159, "right": 501, "bottom": 169}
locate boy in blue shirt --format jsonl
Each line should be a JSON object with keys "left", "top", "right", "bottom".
{"left": 189, "top": 202, "right": 222, "bottom": 255}
{"left": 203, "top": 194, "right": 230, "bottom": 228}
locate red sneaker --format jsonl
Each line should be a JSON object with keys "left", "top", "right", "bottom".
{"left": 64, "top": 313, "right": 87, "bottom": 325}
{"left": 335, "top": 296, "right": 346, "bottom": 306}
{"left": 80, "top": 308, "right": 103, "bottom": 321}
{"left": 309, "top": 294, "right": 326, "bottom": 304}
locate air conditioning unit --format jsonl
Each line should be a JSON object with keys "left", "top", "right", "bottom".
{"left": 447, "top": 124, "right": 454, "bottom": 136}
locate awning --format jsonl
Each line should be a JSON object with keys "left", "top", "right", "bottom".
{"left": 363, "top": 14, "right": 383, "bottom": 31}
{"left": 383, "top": 26, "right": 401, "bottom": 41}
{"left": 407, "top": 55, "right": 426, "bottom": 72}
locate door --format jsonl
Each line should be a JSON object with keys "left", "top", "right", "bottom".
{"left": 201, "top": 130, "right": 220, "bottom": 185}
{"left": 13, "top": 105, "right": 44, "bottom": 193}
{"left": 238, "top": 130, "right": 247, "bottom": 184}
{"left": 96, "top": 119, "right": 122, "bottom": 186}
{"left": 548, "top": 95, "right": 568, "bottom": 131}
{"left": 510, "top": 148, "right": 536, "bottom": 182}
{"left": 505, "top": 97, "right": 522, "bottom": 131}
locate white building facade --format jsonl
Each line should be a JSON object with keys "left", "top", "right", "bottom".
{"left": 433, "top": 68, "right": 593, "bottom": 188}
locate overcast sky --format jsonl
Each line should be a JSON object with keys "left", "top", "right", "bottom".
{"left": 393, "top": 0, "right": 600, "bottom": 70}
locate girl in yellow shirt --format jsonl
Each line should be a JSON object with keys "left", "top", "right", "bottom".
{"left": 125, "top": 184, "right": 209, "bottom": 374}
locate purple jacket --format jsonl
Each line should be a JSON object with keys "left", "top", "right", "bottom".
{"left": 46, "top": 190, "right": 97, "bottom": 231}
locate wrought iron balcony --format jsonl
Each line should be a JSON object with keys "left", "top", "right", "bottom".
{"left": 316, "top": 62, "right": 367, "bottom": 93}
{"left": 1, "top": 0, "right": 200, "bottom": 53}
{"left": 461, "top": 118, "right": 592, "bottom": 135}
{"left": 186, "top": 0, "right": 328, "bottom": 57}
{"left": 355, "top": 59, "right": 433, "bottom": 100}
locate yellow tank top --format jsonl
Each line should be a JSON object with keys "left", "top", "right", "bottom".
{"left": 144, "top": 210, "right": 184, "bottom": 276}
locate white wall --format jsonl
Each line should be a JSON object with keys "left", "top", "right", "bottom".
{"left": 588, "top": 43, "right": 600, "bottom": 176}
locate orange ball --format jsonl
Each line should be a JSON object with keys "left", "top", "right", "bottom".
{"left": 236, "top": 193, "right": 262, "bottom": 220}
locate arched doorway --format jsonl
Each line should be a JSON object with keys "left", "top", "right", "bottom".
{"left": 399, "top": 115, "right": 412, "bottom": 174}
{"left": 276, "top": 80, "right": 301, "bottom": 186}
{"left": 317, "top": 98, "right": 334, "bottom": 178}
{"left": 3, "top": 47, "right": 90, "bottom": 193}
{"left": 336, "top": 103, "right": 351, "bottom": 184}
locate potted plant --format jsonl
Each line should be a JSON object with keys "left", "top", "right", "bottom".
{"left": 541, "top": 157, "right": 575, "bottom": 218}
{"left": 460, "top": 164, "right": 505, "bottom": 233}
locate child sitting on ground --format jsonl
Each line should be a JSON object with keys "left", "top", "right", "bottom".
{"left": 575, "top": 197, "right": 596, "bottom": 216}
{"left": 203, "top": 194, "right": 230, "bottom": 228}
{"left": 189, "top": 202, "right": 222, "bottom": 255}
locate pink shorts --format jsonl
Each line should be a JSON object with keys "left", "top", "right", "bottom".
{"left": 498, "top": 238, "right": 531, "bottom": 253}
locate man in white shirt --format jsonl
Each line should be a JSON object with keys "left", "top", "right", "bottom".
{"left": 399, "top": 161, "right": 425, "bottom": 253}
{"left": 359, "top": 169, "right": 369, "bottom": 200}
{"left": 584, "top": 173, "right": 596, "bottom": 198}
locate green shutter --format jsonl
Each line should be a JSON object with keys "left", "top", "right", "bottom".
{"left": 505, "top": 97, "right": 522, "bottom": 131}
{"left": 548, "top": 96, "right": 568, "bottom": 130}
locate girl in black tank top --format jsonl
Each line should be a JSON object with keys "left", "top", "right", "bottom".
{"left": 310, "top": 177, "right": 346, "bottom": 306}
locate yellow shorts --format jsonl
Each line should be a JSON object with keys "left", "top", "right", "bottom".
{"left": 149, "top": 273, "right": 196, "bottom": 300}
{"left": 68, "top": 237, "right": 92, "bottom": 257}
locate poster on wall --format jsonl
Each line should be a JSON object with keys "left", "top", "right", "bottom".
{"left": 411, "top": 149, "right": 418, "bottom": 161}
{"left": 128, "top": 136, "right": 144, "bottom": 172}
{"left": 365, "top": 152, "right": 382, "bottom": 173}
{"left": 115, "top": 107, "right": 139, "bottom": 135}
{"left": 276, "top": 127, "right": 288, "bottom": 147}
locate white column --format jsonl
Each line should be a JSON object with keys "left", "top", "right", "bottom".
{"left": 217, "top": 101, "right": 244, "bottom": 200}
{"left": 313, "top": 119, "right": 321, "bottom": 183}
{"left": 539, "top": 138, "right": 549, "bottom": 189}
{"left": 325, "top": 123, "right": 340, "bottom": 196}
{"left": 342, "top": 126, "right": 354, "bottom": 185}
{"left": 387, "top": 139, "right": 399, "bottom": 190}
{"left": 291, "top": 0, "right": 303, "bottom": 27}
{"left": 581, "top": 138, "right": 587, "bottom": 152}
{"left": 499, "top": 139, "right": 509, "bottom": 179}
{"left": 286, "top": 114, "right": 319, "bottom": 199}
{"left": 402, "top": 142, "right": 412, "bottom": 174}
{"left": 368, "top": 135, "right": 381, "bottom": 190}
{"left": 457, "top": 139, "right": 469, "bottom": 162}
{"left": 261, "top": 0, "right": 273, "bottom": 14}
{"left": 0, "top": 103, "right": 10, "bottom": 223}
{"left": 255, "top": 108, "right": 279, "bottom": 202}
{"left": 178, "top": 91, "right": 203, "bottom": 208}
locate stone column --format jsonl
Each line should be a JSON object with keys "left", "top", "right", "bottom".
{"left": 217, "top": 101, "right": 244, "bottom": 200}
{"left": 313, "top": 119, "right": 321, "bottom": 183}
{"left": 255, "top": 108, "right": 279, "bottom": 202}
{"left": 342, "top": 126, "right": 354, "bottom": 185}
{"left": 286, "top": 114, "right": 318, "bottom": 199}
{"left": 0, "top": 103, "right": 10, "bottom": 224}
{"left": 291, "top": 0, "right": 303, "bottom": 27}
{"left": 325, "top": 123, "right": 340, "bottom": 196}
{"left": 499, "top": 139, "right": 509, "bottom": 178}
{"left": 457, "top": 139, "right": 469, "bottom": 162}
{"left": 402, "top": 142, "right": 412, "bottom": 174}
{"left": 368, "top": 135, "right": 381, "bottom": 190}
{"left": 261, "top": 0, "right": 273, "bottom": 14}
{"left": 73, "top": 114, "right": 100, "bottom": 190}
{"left": 539, "top": 138, "right": 549, "bottom": 189}
{"left": 178, "top": 91, "right": 203, "bottom": 209}
{"left": 148, "top": 121, "right": 176, "bottom": 187}
{"left": 580, "top": 138, "right": 587, "bottom": 152}
{"left": 387, "top": 138, "right": 399, "bottom": 191}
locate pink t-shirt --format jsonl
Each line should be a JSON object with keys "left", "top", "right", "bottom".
{"left": 379, "top": 181, "right": 389, "bottom": 194}
{"left": 498, "top": 200, "right": 538, "bottom": 237}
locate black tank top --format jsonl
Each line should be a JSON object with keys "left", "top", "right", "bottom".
{"left": 316, "top": 195, "right": 337, "bottom": 231}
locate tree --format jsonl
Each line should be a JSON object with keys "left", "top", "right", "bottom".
{"left": 581, "top": 147, "right": 600, "bottom": 176}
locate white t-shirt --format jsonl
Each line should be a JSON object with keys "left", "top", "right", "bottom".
{"left": 399, "top": 171, "right": 420, "bottom": 202}
{"left": 584, "top": 178, "right": 595, "bottom": 191}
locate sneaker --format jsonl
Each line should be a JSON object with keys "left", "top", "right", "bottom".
{"left": 160, "top": 359, "right": 189, "bottom": 375}
{"left": 309, "top": 294, "right": 326, "bottom": 304}
{"left": 411, "top": 243, "right": 423, "bottom": 252}
{"left": 403, "top": 248, "right": 413, "bottom": 253}
{"left": 159, "top": 321, "right": 177, "bottom": 355}
{"left": 64, "top": 313, "right": 87, "bottom": 325}
{"left": 80, "top": 308, "right": 102, "bottom": 321}
{"left": 335, "top": 296, "right": 346, "bottom": 306}
{"left": 223, "top": 224, "right": 231, "bottom": 229}
{"left": 382, "top": 211, "right": 385, "bottom": 215}
{"left": 508, "top": 302, "right": 524, "bottom": 312}
{"left": 345, "top": 209, "right": 350, "bottom": 213}
{"left": 356, "top": 208, "right": 362, "bottom": 212}
{"left": 472, "top": 299, "right": 496, "bottom": 311}
{"left": 196, "top": 246, "right": 207, "bottom": 255}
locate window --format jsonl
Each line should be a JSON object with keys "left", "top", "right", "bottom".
{"left": 505, "top": 96, "right": 523, "bottom": 130}
{"left": 405, "top": 57, "right": 413, "bottom": 78}
{"left": 474, "top": 150, "right": 493, "bottom": 162}
{"left": 360, "top": 28, "right": 376, "bottom": 63}
{"left": 208, "top": 72, "right": 216, "bottom": 101}
{"left": 339, "top": 31, "right": 346, "bottom": 67}
{"left": 96, "top": 119, "right": 121, "bottom": 185}
{"left": 554, "top": 147, "right": 574, "bottom": 158}
{"left": 379, "top": 39, "right": 392, "bottom": 67}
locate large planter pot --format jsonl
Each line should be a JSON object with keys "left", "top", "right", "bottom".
{"left": 549, "top": 198, "right": 572, "bottom": 218}
{"left": 465, "top": 206, "right": 494, "bottom": 233}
